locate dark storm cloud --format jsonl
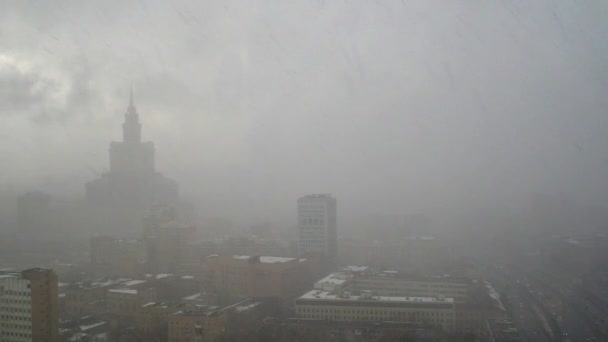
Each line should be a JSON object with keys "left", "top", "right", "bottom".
{"left": 0, "top": 54, "right": 101, "bottom": 124}
{"left": 0, "top": 61, "right": 56, "bottom": 116}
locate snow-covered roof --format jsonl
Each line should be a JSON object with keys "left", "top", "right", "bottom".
{"left": 183, "top": 293, "right": 202, "bottom": 300}
{"left": 123, "top": 280, "right": 146, "bottom": 287}
{"left": 259, "top": 256, "right": 296, "bottom": 263}
{"left": 108, "top": 289, "right": 137, "bottom": 295}
{"left": 85, "top": 278, "right": 130, "bottom": 289}
{"left": 299, "top": 290, "right": 453, "bottom": 304}
{"left": 79, "top": 322, "right": 106, "bottom": 331}
{"left": 235, "top": 302, "right": 261, "bottom": 312}
{"left": 343, "top": 266, "right": 368, "bottom": 272}
{"left": 142, "top": 301, "right": 169, "bottom": 308}
{"left": 315, "top": 273, "right": 350, "bottom": 285}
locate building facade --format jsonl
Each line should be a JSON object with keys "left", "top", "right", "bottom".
{"left": 0, "top": 268, "right": 59, "bottom": 342}
{"left": 136, "top": 301, "right": 175, "bottom": 340}
{"left": 294, "top": 268, "right": 506, "bottom": 336}
{"left": 168, "top": 298, "right": 267, "bottom": 342}
{"left": 90, "top": 236, "right": 146, "bottom": 277}
{"left": 64, "top": 279, "right": 121, "bottom": 318}
{"left": 200, "top": 255, "right": 318, "bottom": 302}
{"left": 106, "top": 287, "right": 156, "bottom": 321}
{"left": 295, "top": 272, "right": 455, "bottom": 332}
{"left": 297, "top": 194, "right": 337, "bottom": 260}
{"left": 143, "top": 206, "right": 196, "bottom": 274}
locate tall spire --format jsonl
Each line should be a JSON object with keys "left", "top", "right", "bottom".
{"left": 123, "top": 87, "right": 141, "bottom": 143}
{"left": 129, "top": 86, "right": 134, "bottom": 108}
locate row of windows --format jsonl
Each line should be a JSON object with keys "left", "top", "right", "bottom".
{"left": 348, "top": 290, "right": 465, "bottom": 299}
{"left": 300, "top": 227, "right": 327, "bottom": 232}
{"left": 298, "top": 307, "right": 452, "bottom": 317}
{"left": 1, "top": 298, "right": 30, "bottom": 304}
{"left": 1, "top": 290, "right": 30, "bottom": 296}
{"left": 356, "top": 280, "right": 466, "bottom": 289}
{"left": 300, "top": 239, "right": 329, "bottom": 245}
{"left": 300, "top": 234, "right": 328, "bottom": 239}
{"left": 1, "top": 314, "right": 32, "bottom": 320}
{"left": 1, "top": 307, "right": 32, "bottom": 314}
{"left": 300, "top": 245, "right": 326, "bottom": 250}
{"left": 300, "top": 217, "right": 325, "bottom": 225}
{"left": 1, "top": 331, "right": 32, "bottom": 339}
{"left": 296, "top": 300, "right": 453, "bottom": 309}
{"left": 0, "top": 323, "right": 32, "bottom": 331}
{"left": 299, "top": 313, "right": 453, "bottom": 325}
{"left": 299, "top": 206, "right": 326, "bottom": 212}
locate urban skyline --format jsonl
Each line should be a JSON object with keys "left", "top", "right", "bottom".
{"left": 2, "top": 1, "right": 608, "bottom": 341}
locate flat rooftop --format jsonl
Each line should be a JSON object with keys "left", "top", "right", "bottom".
{"left": 123, "top": 280, "right": 147, "bottom": 287}
{"left": 299, "top": 290, "right": 454, "bottom": 304}
{"left": 108, "top": 289, "right": 137, "bottom": 295}
{"left": 142, "top": 301, "right": 170, "bottom": 309}
{"left": 0, "top": 273, "right": 19, "bottom": 279}
{"left": 183, "top": 293, "right": 204, "bottom": 300}
{"left": 62, "top": 278, "right": 130, "bottom": 290}
{"left": 315, "top": 273, "right": 350, "bottom": 286}
{"left": 343, "top": 266, "right": 369, "bottom": 272}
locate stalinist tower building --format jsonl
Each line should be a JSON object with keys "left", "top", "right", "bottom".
{"left": 86, "top": 91, "right": 178, "bottom": 209}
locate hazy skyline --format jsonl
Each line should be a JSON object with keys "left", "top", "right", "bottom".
{"left": 1, "top": 1, "right": 608, "bottom": 229}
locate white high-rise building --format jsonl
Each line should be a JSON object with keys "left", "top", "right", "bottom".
{"left": 297, "top": 194, "right": 337, "bottom": 259}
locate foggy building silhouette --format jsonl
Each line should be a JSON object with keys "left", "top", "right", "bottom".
{"left": 297, "top": 194, "right": 337, "bottom": 260}
{"left": 85, "top": 91, "right": 178, "bottom": 208}
{"left": 143, "top": 205, "right": 195, "bottom": 274}
{"left": 16, "top": 191, "right": 52, "bottom": 238}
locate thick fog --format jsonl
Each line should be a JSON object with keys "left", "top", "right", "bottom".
{"left": 1, "top": 0, "right": 608, "bottom": 232}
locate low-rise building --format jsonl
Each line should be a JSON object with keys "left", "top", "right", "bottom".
{"left": 63, "top": 278, "right": 128, "bottom": 318}
{"left": 59, "top": 316, "right": 109, "bottom": 342}
{"left": 348, "top": 273, "right": 469, "bottom": 303}
{"left": 136, "top": 301, "right": 176, "bottom": 340}
{"left": 257, "top": 318, "right": 447, "bottom": 342}
{"left": 90, "top": 236, "right": 146, "bottom": 277}
{"left": 106, "top": 287, "right": 156, "bottom": 321}
{"left": 296, "top": 287, "right": 455, "bottom": 331}
{"left": 168, "top": 298, "right": 269, "bottom": 342}
{"left": 294, "top": 268, "right": 505, "bottom": 336}
{"left": 182, "top": 293, "right": 220, "bottom": 308}
{"left": 200, "top": 254, "right": 319, "bottom": 302}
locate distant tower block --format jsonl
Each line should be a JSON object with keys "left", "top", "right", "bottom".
{"left": 297, "top": 194, "right": 337, "bottom": 260}
{"left": 85, "top": 90, "right": 178, "bottom": 208}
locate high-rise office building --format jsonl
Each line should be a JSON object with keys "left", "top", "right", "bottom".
{"left": 297, "top": 194, "right": 337, "bottom": 259}
{"left": 0, "top": 268, "right": 59, "bottom": 342}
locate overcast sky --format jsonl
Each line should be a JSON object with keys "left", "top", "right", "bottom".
{"left": 1, "top": 1, "right": 607, "bottom": 229}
